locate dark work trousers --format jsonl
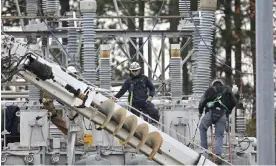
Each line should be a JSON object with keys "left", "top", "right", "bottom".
{"left": 130, "top": 100, "right": 160, "bottom": 122}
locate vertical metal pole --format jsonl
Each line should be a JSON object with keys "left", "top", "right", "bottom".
{"left": 148, "top": 36, "right": 152, "bottom": 80}
{"left": 256, "top": 0, "right": 275, "bottom": 164}
{"left": 161, "top": 34, "right": 165, "bottom": 88}
{"left": 161, "top": 34, "right": 165, "bottom": 132}
{"left": 14, "top": 0, "right": 25, "bottom": 28}
{"left": 3, "top": 107, "right": 6, "bottom": 148}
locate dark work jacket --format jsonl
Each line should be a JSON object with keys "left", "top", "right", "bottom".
{"left": 115, "top": 73, "right": 155, "bottom": 102}
{"left": 2, "top": 105, "right": 20, "bottom": 136}
{"left": 198, "top": 85, "right": 237, "bottom": 116}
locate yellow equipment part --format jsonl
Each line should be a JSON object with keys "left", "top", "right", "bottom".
{"left": 84, "top": 134, "right": 93, "bottom": 146}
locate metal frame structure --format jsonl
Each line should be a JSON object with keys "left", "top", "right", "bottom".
{"left": 1, "top": 34, "right": 216, "bottom": 165}
{"left": 2, "top": 30, "right": 193, "bottom": 38}
{"left": 0, "top": 0, "right": 260, "bottom": 165}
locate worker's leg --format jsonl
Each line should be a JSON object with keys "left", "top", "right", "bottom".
{"left": 199, "top": 112, "right": 212, "bottom": 151}
{"left": 130, "top": 102, "right": 141, "bottom": 117}
{"left": 50, "top": 114, "right": 68, "bottom": 135}
{"left": 42, "top": 100, "right": 68, "bottom": 135}
{"left": 214, "top": 114, "right": 227, "bottom": 155}
{"left": 142, "top": 102, "right": 160, "bottom": 122}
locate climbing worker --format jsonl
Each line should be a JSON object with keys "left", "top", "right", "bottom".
{"left": 41, "top": 65, "right": 85, "bottom": 145}
{"left": 198, "top": 78, "right": 238, "bottom": 164}
{"left": 112, "top": 62, "right": 160, "bottom": 123}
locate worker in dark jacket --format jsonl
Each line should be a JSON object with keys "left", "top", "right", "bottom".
{"left": 198, "top": 78, "right": 238, "bottom": 163}
{"left": 113, "top": 62, "right": 160, "bottom": 123}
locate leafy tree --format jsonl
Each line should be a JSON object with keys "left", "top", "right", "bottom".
{"left": 2, "top": 0, "right": 26, "bottom": 26}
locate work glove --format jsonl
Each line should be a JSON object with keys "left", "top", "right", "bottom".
{"left": 42, "top": 98, "right": 55, "bottom": 111}
{"left": 232, "top": 84, "right": 239, "bottom": 94}
{"left": 146, "top": 96, "right": 152, "bottom": 102}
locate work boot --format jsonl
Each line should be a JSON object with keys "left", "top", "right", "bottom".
{"left": 215, "top": 155, "right": 224, "bottom": 165}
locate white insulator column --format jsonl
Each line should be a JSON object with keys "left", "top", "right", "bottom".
{"left": 46, "top": 0, "right": 59, "bottom": 15}
{"left": 42, "top": 0, "right": 47, "bottom": 12}
{"left": 192, "top": 0, "right": 216, "bottom": 105}
{"left": 26, "top": 0, "right": 38, "bottom": 16}
{"left": 67, "top": 12, "right": 79, "bottom": 66}
{"left": 26, "top": 0, "right": 40, "bottom": 101}
{"left": 80, "top": 0, "right": 97, "bottom": 84}
{"left": 179, "top": 0, "right": 190, "bottom": 15}
{"left": 99, "top": 44, "right": 111, "bottom": 90}
{"left": 169, "top": 44, "right": 182, "bottom": 103}
{"left": 79, "top": 0, "right": 104, "bottom": 149}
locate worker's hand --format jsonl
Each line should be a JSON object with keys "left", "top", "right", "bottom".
{"left": 42, "top": 98, "right": 55, "bottom": 111}
{"left": 198, "top": 113, "right": 202, "bottom": 119}
{"left": 232, "top": 84, "right": 239, "bottom": 94}
{"left": 146, "top": 96, "right": 152, "bottom": 102}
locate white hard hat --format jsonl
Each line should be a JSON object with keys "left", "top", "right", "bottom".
{"left": 232, "top": 84, "right": 239, "bottom": 94}
{"left": 66, "top": 66, "right": 78, "bottom": 74}
{"left": 210, "top": 78, "right": 224, "bottom": 86}
{"left": 129, "top": 62, "right": 141, "bottom": 70}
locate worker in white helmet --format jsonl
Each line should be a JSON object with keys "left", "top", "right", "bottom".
{"left": 66, "top": 66, "right": 78, "bottom": 74}
{"left": 112, "top": 62, "right": 160, "bottom": 123}
{"left": 198, "top": 78, "right": 238, "bottom": 164}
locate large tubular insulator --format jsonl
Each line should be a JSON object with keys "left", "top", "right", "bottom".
{"left": 67, "top": 13, "right": 79, "bottom": 65}
{"left": 80, "top": 0, "right": 97, "bottom": 84}
{"left": 179, "top": 0, "right": 190, "bottom": 15}
{"left": 26, "top": 0, "right": 38, "bottom": 16}
{"left": 169, "top": 44, "right": 183, "bottom": 102}
{"left": 26, "top": 0, "right": 40, "bottom": 101}
{"left": 99, "top": 44, "right": 111, "bottom": 90}
{"left": 192, "top": 11, "right": 215, "bottom": 104}
{"left": 191, "top": 14, "right": 201, "bottom": 103}
{"left": 46, "top": 0, "right": 59, "bottom": 15}
{"left": 42, "top": 0, "right": 47, "bottom": 13}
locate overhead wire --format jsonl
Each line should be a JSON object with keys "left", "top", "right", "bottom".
{"left": 2, "top": 1, "right": 165, "bottom": 87}
{"left": 31, "top": 1, "right": 166, "bottom": 86}
{"left": 117, "top": 0, "right": 172, "bottom": 96}
{"left": 117, "top": 0, "right": 164, "bottom": 79}
{"left": 109, "top": 0, "right": 166, "bottom": 73}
